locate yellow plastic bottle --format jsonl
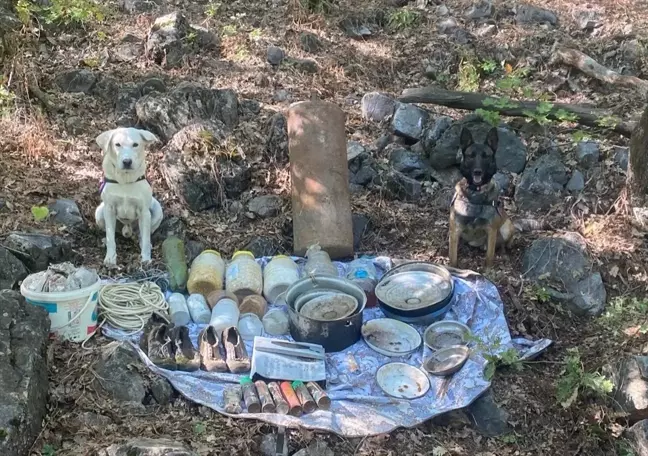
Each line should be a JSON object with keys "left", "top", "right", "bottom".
{"left": 187, "top": 250, "right": 225, "bottom": 298}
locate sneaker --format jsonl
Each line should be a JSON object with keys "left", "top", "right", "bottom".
{"left": 172, "top": 326, "right": 200, "bottom": 372}
{"left": 222, "top": 326, "right": 251, "bottom": 374}
{"left": 199, "top": 325, "right": 228, "bottom": 373}
{"left": 147, "top": 324, "right": 176, "bottom": 370}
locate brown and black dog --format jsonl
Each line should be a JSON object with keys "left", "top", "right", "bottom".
{"left": 449, "top": 127, "right": 515, "bottom": 269}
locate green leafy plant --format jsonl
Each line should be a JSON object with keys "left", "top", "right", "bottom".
{"left": 600, "top": 296, "right": 648, "bottom": 335}
{"left": 248, "top": 28, "right": 262, "bottom": 40}
{"left": 571, "top": 130, "right": 591, "bottom": 144}
{"left": 16, "top": 0, "right": 106, "bottom": 26}
{"left": 556, "top": 348, "right": 614, "bottom": 408}
{"left": 466, "top": 334, "right": 523, "bottom": 380}
{"left": 458, "top": 60, "right": 480, "bottom": 92}
{"left": 496, "top": 67, "right": 531, "bottom": 94}
{"left": 596, "top": 115, "right": 621, "bottom": 129}
{"left": 221, "top": 24, "right": 237, "bottom": 36}
{"left": 554, "top": 108, "right": 579, "bottom": 123}
{"left": 388, "top": 9, "right": 420, "bottom": 30}
{"left": 205, "top": 1, "right": 221, "bottom": 18}
{"left": 483, "top": 96, "right": 519, "bottom": 110}
{"left": 475, "top": 108, "right": 500, "bottom": 127}
{"left": 522, "top": 101, "right": 554, "bottom": 126}
{"left": 193, "top": 421, "right": 207, "bottom": 435}
{"left": 42, "top": 444, "right": 56, "bottom": 456}
{"left": 31, "top": 206, "right": 49, "bottom": 222}
{"left": 532, "top": 285, "right": 551, "bottom": 303}
{"left": 480, "top": 59, "right": 498, "bottom": 75}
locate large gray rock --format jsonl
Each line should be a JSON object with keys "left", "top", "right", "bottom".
{"left": 430, "top": 166, "right": 463, "bottom": 188}
{"left": 466, "top": 391, "right": 511, "bottom": 437}
{"left": 392, "top": 104, "right": 429, "bottom": 142}
{"left": 266, "top": 45, "right": 285, "bottom": 65}
{"left": 136, "top": 82, "right": 238, "bottom": 142}
{"left": 515, "top": 154, "right": 568, "bottom": 211}
{"left": 0, "top": 290, "right": 50, "bottom": 456}
{"left": 523, "top": 234, "right": 606, "bottom": 316}
{"left": 612, "top": 356, "right": 648, "bottom": 423}
{"left": 384, "top": 170, "right": 422, "bottom": 201}
{"left": 55, "top": 69, "right": 96, "bottom": 93}
{"left": 94, "top": 343, "right": 146, "bottom": 404}
{"left": 347, "top": 141, "right": 366, "bottom": 162}
{"left": 628, "top": 419, "right": 648, "bottom": 455}
{"left": 361, "top": 92, "right": 397, "bottom": 123}
{"left": 388, "top": 146, "right": 428, "bottom": 179}
{"left": 349, "top": 153, "right": 379, "bottom": 187}
{"left": 248, "top": 195, "right": 283, "bottom": 218}
{"left": 160, "top": 121, "right": 250, "bottom": 211}
{"left": 4, "top": 233, "right": 74, "bottom": 271}
{"left": 566, "top": 170, "right": 585, "bottom": 192}
{"left": 0, "top": 246, "right": 28, "bottom": 290}
{"left": 575, "top": 141, "right": 600, "bottom": 168}
{"left": 48, "top": 199, "right": 84, "bottom": 228}
{"left": 100, "top": 438, "right": 197, "bottom": 456}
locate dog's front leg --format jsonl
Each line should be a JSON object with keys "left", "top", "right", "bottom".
{"left": 485, "top": 224, "right": 498, "bottom": 269}
{"left": 449, "top": 210, "right": 459, "bottom": 268}
{"left": 139, "top": 204, "right": 152, "bottom": 264}
{"left": 103, "top": 204, "right": 118, "bottom": 267}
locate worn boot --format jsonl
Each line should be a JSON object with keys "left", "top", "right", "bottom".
{"left": 222, "top": 326, "right": 251, "bottom": 373}
{"left": 172, "top": 326, "right": 200, "bottom": 372}
{"left": 147, "top": 324, "right": 176, "bottom": 370}
{"left": 199, "top": 325, "right": 228, "bottom": 372}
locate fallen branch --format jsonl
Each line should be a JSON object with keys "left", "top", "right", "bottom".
{"left": 398, "top": 86, "right": 636, "bottom": 137}
{"left": 552, "top": 47, "right": 648, "bottom": 95}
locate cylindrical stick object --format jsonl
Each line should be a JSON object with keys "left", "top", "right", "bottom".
{"left": 306, "top": 382, "right": 331, "bottom": 410}
{"left": 268, "top": 382, "right": 290, "bottom": 415}
{"left": 223, "top": 385, "right": 243, "bottom": 414}
{"left": 254, "top": 380, "right": 276, "bottom": 413}
{"left": 287, "top": 100, "right": 354, "bottom": 259}
{"left": 240, "top": 377, "right": 261, "bottom": 413}
{"left": 292, "top": 381, "right": 316, "bottom": 413}
{"left": 280, "top": 381, "right": 303, "bottom": 416}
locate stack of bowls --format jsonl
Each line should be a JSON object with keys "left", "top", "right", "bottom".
{"left": 375, "top": 262, "right": 454, "bottom": 325}
{"left": 285, "top": 276, "right": 367, "bottom": 352}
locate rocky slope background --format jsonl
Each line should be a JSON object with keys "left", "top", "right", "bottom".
{"left": 0, "top": 0, "right": 648, "bottom": 454}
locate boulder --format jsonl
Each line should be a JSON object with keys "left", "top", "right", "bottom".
{"left": 384, "top": 170, "right": 422, "bottom": 201}
{"left": 248, "top": 195, "right": 283, "bottom": 218}
{"left": 136, "top": 82, "right": 238, "bottom": 142}
{"left": 430, "top": 166, "right": 463, "bottom": 188}
{"left": 349, "top": 153, "right": 379, "bottom": 187}
{"left": 48, "top": 199, "right": 84, "bottom": 228}
{"left": 55, "top": 69, "right": 96, "bottom": 93}
{"left": 0, "top": 246, "right": 28, "bottom": 290}
{"left": 94, "top": 343, "right": 146, "bottom": 404}
{"left": 361, "top": 92, "right": 396, "bottom": 123}
{"left": 628, "top": 419, "right": 648, "bottom": 455}
{"left": 612, "top": 356, "right": 648, "bottom": 423}
{"left": 392, "top": 104, "right": 429, "bottom": 142}
{"left": 4, "top": 233, "right": 74, "bottom": 271}
{"left": 515, "top": 154, "right": 568, "bottom": 211}
{"left": 566, "top": 170, "right": 585, "bottom": 192}
{"left": 388, "top": 146, "right": 428, "bottom": 179}
{"left": 613, "top": 146, "right": 629, "bottom": 171}
{"left": 0, "top": 290, "right": 50, "bottom": 456}
{"left": 466, "top": 391, "right": 511, "bottom": 437}
{"left": 266, "top": 45, "right": 285, "bottom": 65}
{"left": 100, "top": 438, "right": 197, "bottom": 456}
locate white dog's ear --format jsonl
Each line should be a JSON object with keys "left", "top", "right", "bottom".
{"left": 96, "top": 130, "right": 114, "bottom": 151}
{"left": 138, "top": 129, "right": 158, "bottom": 144}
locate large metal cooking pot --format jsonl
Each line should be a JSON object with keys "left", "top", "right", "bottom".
{"left": 376, "top": 262, "right": 454, "bottom": 324}
{"left": 285, "top": 275, "right": 366, "bottom": 352}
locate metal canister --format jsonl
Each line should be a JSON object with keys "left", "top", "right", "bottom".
{"left": 240, "top": 376, "right": 261, "bottom": 413}
{"left": 292, "top": 381, "right": 316, "bottom": 413}
{"left": 254, "top": 380, "right": 276, "bottom": 413}
{"left": 268, "top": 382, "right": 290, "bottom": 414}
{"left": 306, "top": 382, "right": 331, "bottom": 410}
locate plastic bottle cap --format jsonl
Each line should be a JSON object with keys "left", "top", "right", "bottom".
{"left": 202, "top": 250, "right": 221, "bottom": 257}
{"left": 354, "top": 270, "right": 369, "bottom": 279}
{"left": 233, "top": 251, "right": 255, "bottom": 260}
{"left": 240, "top": 376, "right": 253, "bottom": 385}
{"left": 291, "top": 380, "right": 304, "bottom": 388}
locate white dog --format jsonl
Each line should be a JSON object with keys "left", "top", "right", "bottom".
{"left": 95, "top": 127, "right": 163, "bottom": 267}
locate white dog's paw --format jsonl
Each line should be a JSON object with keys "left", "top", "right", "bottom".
{"left": 104, "top": 253, "right": 117, "bottom": 267}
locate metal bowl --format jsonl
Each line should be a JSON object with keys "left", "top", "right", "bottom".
{"left": 380, "top": 299, "right": 453, "bottom": 326}
{"left": 376, "top": 362, "right": 430, "bottom": 399}
{"left": 299, "top": 293, "right": 358, "bottom": 321}
{"left": 361, "top": 318, "right": 422, "bottom": 357}
{"left": 294, "top": 289, "right": 347, "bottom": 312}
{"left": 422, "top": 345, "right": 470, "bottom": 376}
{"left": 423, "top": 321, "right": 472, "bottom": 351}
{"left": 376, "top": 262, "right": 454, "bottom": 321}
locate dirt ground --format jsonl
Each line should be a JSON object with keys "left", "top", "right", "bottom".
{"left": 1, "top": 0, "right": 648, "bottom": 454}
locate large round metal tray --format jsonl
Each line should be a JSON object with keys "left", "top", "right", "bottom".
{"left": 376, "top": 262, "right": 454, "bottom": 319}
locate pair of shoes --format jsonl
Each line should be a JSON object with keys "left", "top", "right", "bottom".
{"left": 198, "top": 326, "right": 250, "bottom": 374}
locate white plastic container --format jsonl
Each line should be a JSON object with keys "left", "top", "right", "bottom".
{"left": 263, "top": 255, "right": 300, "bottom": 304}
{"left": 20, "top": 277, "right": 101, "bottom": 343}
{"left": 225, "top": 251, "right": 263, "bottom": 300}
{"left": 210, "top": 297, "right": 240, "bottom": 336}
{"left": 304, "top": 245, "right": 338, "bottom": 277}
{"left": 262, "top": 308, "right": 290, "bottom": 336}
{"left": 167, "top": 292, "right": 191, "bottom": 326}
{"left": 187, "top": 293, "right": 211, "bottom": 324}
{"left": 187, "top": 250, "right": 225, "bottom": 297}
{"left": 237, "top": 313, "right": 264, "bottom": 340}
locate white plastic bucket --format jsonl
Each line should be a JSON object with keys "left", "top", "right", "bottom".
{"left": 20, "top": 279, "right": 101, "bottom": 342}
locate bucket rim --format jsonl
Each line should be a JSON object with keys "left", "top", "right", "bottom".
{"left": 20, "top": 277, "right": 102, "bottom": 302}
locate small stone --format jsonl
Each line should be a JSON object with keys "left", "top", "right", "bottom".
{"left": 55, "top": 69, "right": 96, "bottom": 93}
{"left": 145, "top": 12, "right": 191, "bottom": 68}
{"left": 374, "top": 134, "right": 392, "bottom": 152}
{"left": 384, "top": 170, "right": 422, "bottom": 201}
{"left": 437, "top": 17, "right": 458, "bottom": 34}
{"left": 339, "top": 17, "right": 373, "bottom": 39}
{"left": 64, "top": 116, "right": 84, "bottom": 135}
{"left": 112, "top": 34, "right": 143, "bottom": 62}
{"left": 566, "top": 170, "right": 585, "bottom": 192}
{"left": 515, "top": 154, "right": 568, "bottom": 211}
{"left": 75, "top": 412, "right": 113, "bottom": 428}
{"left": 427, "top": 116, "right": 453, "bottom": 144}
{"left": 260, "top": 434, "right": 278, "bottom": 456}
{"left": 150, "top": 376, "right": 174, "bottom": 405}
{"left": 300, "top": 32, "right": 322, "bottom": 53}
{"left": 566, "top": 272, "right": 606, "bottom": 316}
{"left": 48, "top": 199, "right": 84, "bottom": 228}
{"left": 515, "top": 4, "right": 558, "bottom": 26}
{"left": 574, "top": 7, "right": 603, "bottom": 31}
{"left": 273, "top": 89, "right": 291, "bottom": 102}
{"left": 466, "top": 391, "right": 511, "bottom": 437}
{"left": 465, "top": 0, "right": 494, "bottom": 20}
{"left": 122, "top": 0, "right": 159, "bottom": 13}
{"left": 248, "top": 195, "right": 282, "bottom": 218}
{"left": 389, "top": 147, "right": 427, "bottom": 178}
{"left": 349, "top": 153, "right": 379, "bottom": 187}
{"left": 361, "top": 92, "right": 396, "bottom": 123}
{"left": 352, "top": 214, "right": 371, "bottom": 251}
{"left": 266, "top": 45, "right": 285, "bottom": 65}
{"left": 139, "top": 77, "right": 167, "bottom": 96}
{"left": 347, "top": 141, "right": 366, "bottom": 162}
{"left": 94, "top": 343, "right": 146, "bottom": 404}
{"left": 392, "top": 104, "right": 430, "bottom": 142}
{"left": 4, "top": 233, "right": 74, "bottom": 272}
{"left": 451, "top": 28, "right": 475, "bottom": 45}
{"left": 477, "top": 23, "right": 497, "bottom": 36}
{"left": 576, "top": 141, "right": 600, "bottom": 167}
{"left": 436, "top": 4, "right": 449, "bottom": 16}
{"left": 614, "top": 146, "right": 629, "bottom": 171}
{"left": 265, "top": 113, "right": 289, "bottom": 162}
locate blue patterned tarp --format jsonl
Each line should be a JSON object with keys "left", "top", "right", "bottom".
{"left": 103, "top": 257, "right": 551, "bottom": 437}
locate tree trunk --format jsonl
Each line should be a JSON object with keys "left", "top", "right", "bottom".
{"left": 628, "top": 105, "right": 648, "bottom": 207}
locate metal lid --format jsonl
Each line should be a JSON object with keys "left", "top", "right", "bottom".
{"left": 299, "top": 293, "right": 358, "bottom": 321}
{"left": 375, "top": 270, "right": 452, "bottom": 311}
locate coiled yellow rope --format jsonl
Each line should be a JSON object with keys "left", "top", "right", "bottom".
{"left": 98, "top": 282, "right": 169, "bottom": 335}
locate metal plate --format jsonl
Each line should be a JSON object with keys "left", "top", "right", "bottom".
{"left": 423, "top": 321, "right": 472, "bottom": 351}
{"left": 376, "top": 362, "right": 430, "bottom": 399}
{"left": 361, "top": 318, "right": 422, "bottom": 357}
{"left": 299, "top": 293, "right": 358, "bottom": 321}
{"left": 375, "top": 271, "right": 453, "bottom": 312}
{"left": 423, "top": 345, "right": 470, "bottom": 376}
